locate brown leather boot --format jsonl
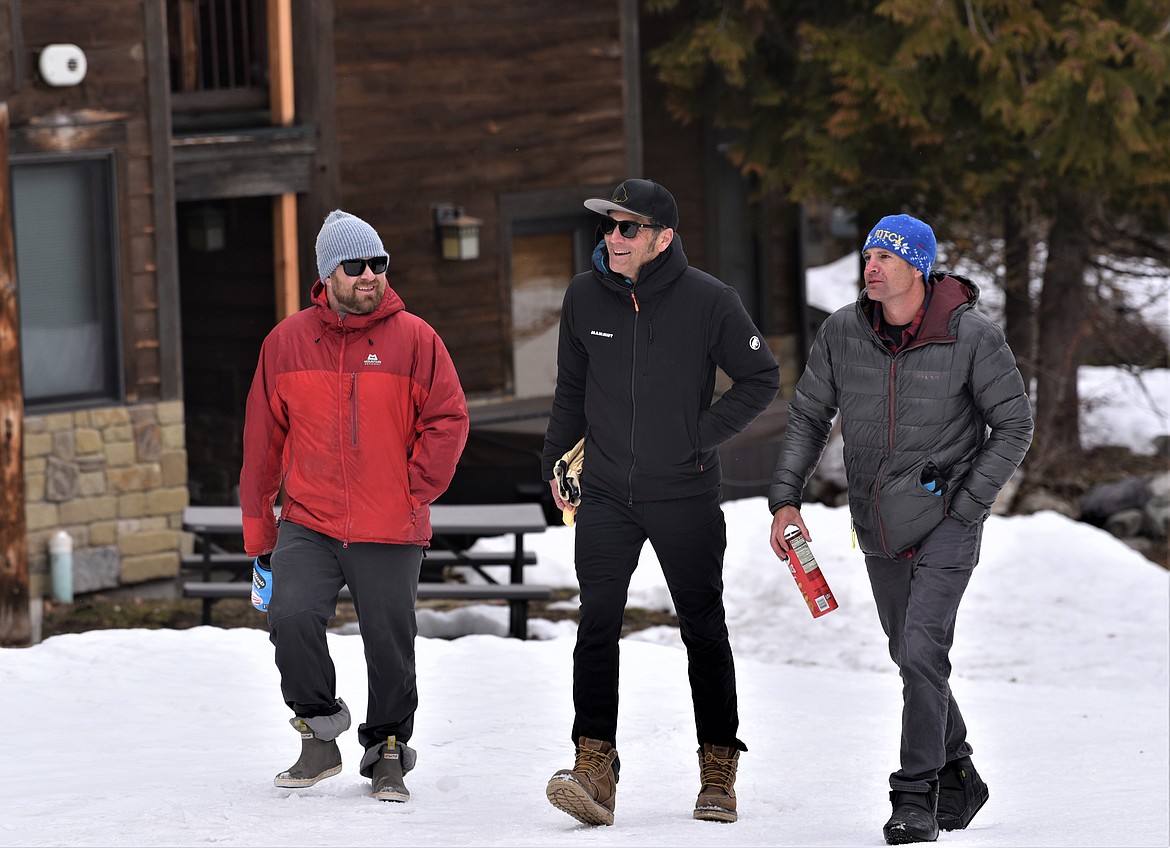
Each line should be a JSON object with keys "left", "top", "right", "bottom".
{"left": 693, "top": 743, "right": 740, "bottom": 822}
{"left": 545, "top": 737, "right": 619, "bottom": 826}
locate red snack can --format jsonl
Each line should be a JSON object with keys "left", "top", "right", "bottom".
{"left": 783, "top": 527, "right": 839, "bottom": 618}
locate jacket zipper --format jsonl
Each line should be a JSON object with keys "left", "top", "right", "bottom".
{"left": 337, "top": 315, "right": 351, "bottom": 547}
{"left": 875, "top": 355, "right": 898, "bottom": 556}
{"left": 627, "top": 290, "right": 639, "bottom": 505}
{"left": 350, "top": 374, "right": 359, "bottom": 446}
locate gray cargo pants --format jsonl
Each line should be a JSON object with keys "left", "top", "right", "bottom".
{"left": 268, "top": 519, "right": 422, "bottom": 772}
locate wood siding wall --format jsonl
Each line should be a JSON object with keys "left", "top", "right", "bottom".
{"left": 7, "top": 0, "right": 165, "bottom": 405}
{"left": 0, "top": 0, "right": 15, "bottom": 98}
{"left": 330, "top": 0, "right": 630, "bottom": 396}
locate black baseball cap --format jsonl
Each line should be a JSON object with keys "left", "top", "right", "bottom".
{"left": 584, "top": 179, "right": 679, "bottom": 231}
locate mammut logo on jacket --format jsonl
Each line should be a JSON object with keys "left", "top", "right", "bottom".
{"left": 364, "top": 353, "right": 382, "bottom": 366}
{"left": 590, "top": 330, "right": 614, "bottom": 339}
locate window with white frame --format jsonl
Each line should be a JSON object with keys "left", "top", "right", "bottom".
{"left": 10, "top": 154, "right": 122, "bottom": 407}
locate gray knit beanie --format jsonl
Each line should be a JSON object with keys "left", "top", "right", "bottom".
{"left": 315, "top": 210, "right": 388, "bottom": 282}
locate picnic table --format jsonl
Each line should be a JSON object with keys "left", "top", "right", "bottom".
{"left": 181, "top": 502, "right": 550, "bottom": 638}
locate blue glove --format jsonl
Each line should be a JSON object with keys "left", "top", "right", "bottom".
{"left": 251, "top": 555, "right": 272, "bottom": 612}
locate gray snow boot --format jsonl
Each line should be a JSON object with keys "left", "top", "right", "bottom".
{"left": 364, "top": 734, "right": 418, "bottom": 802}
{"left": 274, "top": 700, "right": 351, "bottom": 789}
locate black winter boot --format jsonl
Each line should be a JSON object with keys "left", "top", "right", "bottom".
{"left": 883, "top": 784, "right": 939, "bottom": 845}
{"left": 936, "top": 756, "right": 989, "bottom": 830}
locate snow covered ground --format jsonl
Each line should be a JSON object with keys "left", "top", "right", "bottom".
{"left": 2, "top": 490, "right": 1167, "bottom": 847}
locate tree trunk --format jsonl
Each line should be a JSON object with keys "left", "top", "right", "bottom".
{"left": 0, "top": 102, "right": 31, "bottom": 647}
{"left": 1002, "top": 198, "right": 1034, "bottom": 391}
{"left": 1032, "top": 194, "right": 1092, "bottom": 475}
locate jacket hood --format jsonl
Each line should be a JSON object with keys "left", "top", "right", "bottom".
{"left": 922, "top": 273, "right": 979, "bottom": 338}
{"left": 309, "top": 278, "right": 406, "bottom": 329}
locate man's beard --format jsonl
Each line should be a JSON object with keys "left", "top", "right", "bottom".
{"left": 332, "top": 283, "right": 383, "bottom": 314}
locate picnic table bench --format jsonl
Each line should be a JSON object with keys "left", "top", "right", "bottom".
{"left": 181, "top": 503, "right": 550, "bottom": 638}
{"left": 179, "top": 549, "right": 539, "bottom": 583}
{"left": 181, "top": 581, "right": 552, "bottom": 640}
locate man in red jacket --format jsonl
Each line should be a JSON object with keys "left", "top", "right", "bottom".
{"left": 239, "top": 210, "right": 469, "bottom": 802}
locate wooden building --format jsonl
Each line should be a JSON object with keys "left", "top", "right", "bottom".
{"left": 0, "top": 0, "right": 812, "bottom": 626}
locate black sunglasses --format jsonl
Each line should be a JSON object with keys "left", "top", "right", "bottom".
{"left": 341, "top": 256, "right": 389, "bottom": 276}
{"left": 599, "top": 218, "right": 662, "bottom": 239}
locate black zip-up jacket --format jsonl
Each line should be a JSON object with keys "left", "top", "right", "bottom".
{"left": 768, "top": 273, "right": 1034, "bottom": 557}
{"left": 541, "top": 234, "right": 780, "bottom": 504}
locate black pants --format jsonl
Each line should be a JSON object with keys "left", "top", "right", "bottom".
{"left": 268, "top": 520, "right": 422, "bottom": 757}
{"left": 570, "top": 488, "right": 744, "bottom": 751}
{"left": 865, "top": 516, "right": 982, "bottom": 792}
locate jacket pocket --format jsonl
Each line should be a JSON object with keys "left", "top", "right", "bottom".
{"left": 920, "top": 461, "right": 945, "bottom": 496}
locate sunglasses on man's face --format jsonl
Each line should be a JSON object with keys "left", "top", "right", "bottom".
{"left": 341, "top": 256, "right": 389, "bottom": 276}
{"left": 599, "top": 218, "right": 662, "bottom": 239}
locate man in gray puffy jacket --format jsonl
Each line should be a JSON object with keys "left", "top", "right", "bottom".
{"left": 767, "top": 213, "right": 1033, "bottom": 845}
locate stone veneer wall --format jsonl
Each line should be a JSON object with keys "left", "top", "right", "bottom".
{"left": 22, "top": 401, "right": 190, "bottom": 597}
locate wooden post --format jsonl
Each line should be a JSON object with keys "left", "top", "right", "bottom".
{"left": 269, "top": 0, "right": 300, "bottom": 320}
{"left": 273, "top": 193, "right": 298, "bottom": 319}
{"left": 291, "top": 0, "right": 341, "bottom": 284}
{"left": 0, "top": 102, "right": 31, "bottom": 647}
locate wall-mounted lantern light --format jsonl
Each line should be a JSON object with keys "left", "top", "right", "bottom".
{"left": 433, "top": 203, "right": 483, "bottom": 261}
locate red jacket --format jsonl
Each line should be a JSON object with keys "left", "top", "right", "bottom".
{"left": 239, "top": 280, "right": 469, "bottom": 556}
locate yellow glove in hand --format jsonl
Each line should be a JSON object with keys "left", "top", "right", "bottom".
{"left": 553, "top": 438, "right": 585, "bottom": 526}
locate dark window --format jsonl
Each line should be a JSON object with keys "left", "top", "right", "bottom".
{"left": 168, "top": 0, "right": 270, "bottom": 128}
{"left": 11, "top": 155, "right": 122, "bottom": 407}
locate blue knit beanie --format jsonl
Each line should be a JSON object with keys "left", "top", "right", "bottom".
{"left": 862, "top": 214, "right": 936, "bottom": 279}
{"left": 315, "top": 210, "right": 388, "bottom": 282}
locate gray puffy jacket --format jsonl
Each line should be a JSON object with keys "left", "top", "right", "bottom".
{"left": 768, "top": 274, "right": 1033, "bottom": 557}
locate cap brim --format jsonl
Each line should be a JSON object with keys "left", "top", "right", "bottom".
{"left": 584, "top": 198, "right": 635, "bottom": 218}
{"left": 584, "top": 198, "right": 669, "bottom": 226}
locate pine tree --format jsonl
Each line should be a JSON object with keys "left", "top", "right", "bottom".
{"left": 647, "top": 0, "right": 1170, "bottom": 473}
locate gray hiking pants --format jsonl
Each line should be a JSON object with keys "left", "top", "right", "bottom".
{"left": 268, "top": 520, "right": 422, "bottom": 766}
{"left": 865, "top": 515, "right": 982, "bottom": 793}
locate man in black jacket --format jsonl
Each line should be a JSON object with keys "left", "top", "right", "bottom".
{"left": 541, "top": 179, "right": 780, "bottom": 827}
{"left": 768, "top": 213, "right": 1033, "bottom": 844}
